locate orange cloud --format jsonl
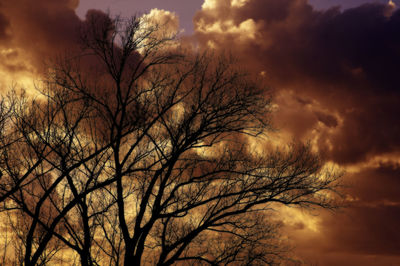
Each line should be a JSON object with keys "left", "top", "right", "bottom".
{"left": 191, "top": 0, "right": 400, "bottom": 264}
{"left": 1, "top": 0, "right": 400, "bottom": 264}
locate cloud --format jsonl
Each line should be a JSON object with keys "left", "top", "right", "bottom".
{"left": 0, "top": 0, "right": 399, "bottom": 264}
{"left": 192, "top": 0, "right": 400, "bottom": 264}
{"left": 0, "top": 13, "right": 10, "bottom": 41}
{"left": 193, "top": 0, "right": 400, "bottom": 165}
{"left": 0, "top": 0, "right": 81, "bottom": 60}
{"left": 195, "top": 0, "right": 400, "bottom": 93}
{"left": 0, "top": 0, "right": 84, "bottom": 90}
{"left": 283, "top": 163, "right": 400, "bottom": 265}
{"left": 141, "top": 8, "right": 180, "bottom": 35}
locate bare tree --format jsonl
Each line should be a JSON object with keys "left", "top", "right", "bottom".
{"left": 0, "top": 13, "right": 341, "bottom": 265}
{"left": 0, "top": 86, "right": 112, "bottom": 265}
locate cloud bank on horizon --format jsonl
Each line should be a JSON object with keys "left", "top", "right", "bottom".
{"left": 1, "top": 0, "right": 400, "bottom": 264}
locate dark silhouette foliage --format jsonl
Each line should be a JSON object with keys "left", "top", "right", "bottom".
{"left": 0, "top": 14, "right": 340, "bottom": 265}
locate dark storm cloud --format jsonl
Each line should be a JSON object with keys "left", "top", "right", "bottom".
{"left": 0, "top": 0, "right": 399, "bottom": 264}
{"left": 194, "top": 0, "right": 400, "bottom": 165}
{"left": 194, "top": 1, "right": 400, "bottom": 264}
{"left": 284, "top": 163, "right": 400, "bottom": 265}
{"left": 0, "top": 12, "right": 10, "bottom": 41}
{"left": 308, "top": 3, "right": 400, "bottom": 93}
{"left": 319, "top": 97, "right": 400, "bottom": 164}
{"left": 317, "top": 165, "right": 400, "bottom": 255}
{"left": 200, "top": 0, "right": 400, "bottom": 94}
{"left": 0, "top": 0, "right": 94, "bottom": 75}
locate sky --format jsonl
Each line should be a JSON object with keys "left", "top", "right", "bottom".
{"left": 1, "top": 0, "right": 400, "bottom": 265}
{"left": 75, "top": 0, "right": 398, "bottom": 33}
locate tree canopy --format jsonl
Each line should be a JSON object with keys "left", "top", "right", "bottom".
{"left": 0, "top": 14, "right": 340, "bottom": 266}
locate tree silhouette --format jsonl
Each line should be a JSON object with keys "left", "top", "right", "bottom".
{"left": 0, "top": 14, "right": 340, "bottom": 265}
